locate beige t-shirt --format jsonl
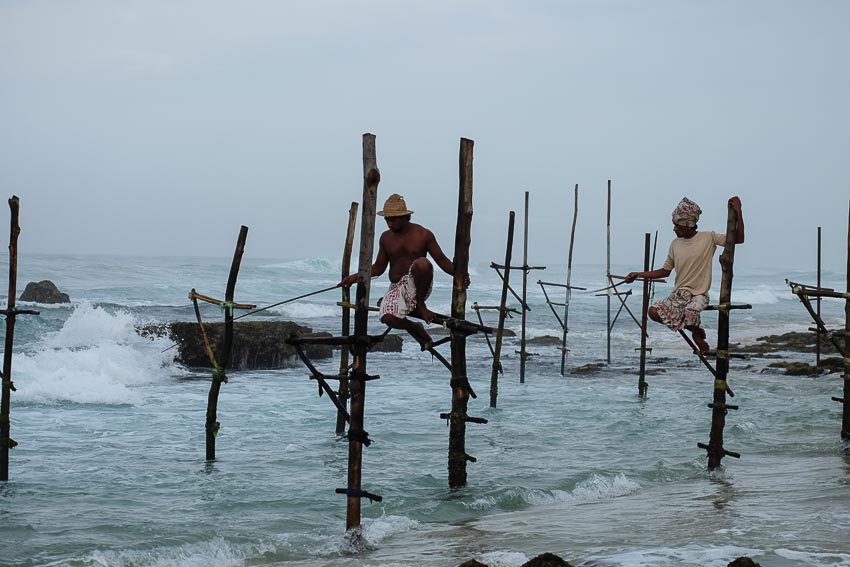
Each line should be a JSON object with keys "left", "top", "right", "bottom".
{"left": 662, "top": 231, "right": 726, "bottom": 296}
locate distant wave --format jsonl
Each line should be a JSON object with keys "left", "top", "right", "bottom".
{"left": 728, "top": 284, "right": 788, "bottom": 306}
{"left": 71, "top": 535, "right": 275, "bottom": 567}
{"left": 270, "top": 302, "right": 340, "bottom": 319}
{"left": 260, "top": 257, "right": 339, "bottom": 273}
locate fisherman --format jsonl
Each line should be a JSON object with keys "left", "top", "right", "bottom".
{"left": 341, "top": 193, "right": 470, "bottom": 349}
{"left": 624, "top": 196, "right": 745, "bottom": 354}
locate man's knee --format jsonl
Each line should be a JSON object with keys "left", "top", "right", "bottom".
{"left": 381, "top": 313, "right": 400, "bottom": 327}
{"left": 648, "top": 306, "right": 661, "bottom": 323}
{"left": 410, "top": 257, "right": 433, "bottom": 277}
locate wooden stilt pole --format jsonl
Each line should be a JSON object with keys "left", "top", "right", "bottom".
{"left": 344, "top": 133, "right": 380, "bottom": 537}
{"left": 1, "top": 197, "right": 38, "bottom": 481}
{"left": 490, "top": 212, "right": 515, "bottom": 408}
{"left": 606, "top": 180, "right": 612, "bottom": 365}
{"left": 447, "top": 137, "right": 475, "bottom": 488}
{"left": 638, "top": 233, "right": 650, "bottom": 398}
{"left": 842, "top": 202, "right": 850, "bottom": 439}
{"left": 205, "top": 225, "right": 249, "bottom": 461}
{"left": 560, "top": 184, "right": 579, "bottom": 376}
{"left": 705, "top": 198, "right": 741, "bottom": 469}
{"left": 336, "top": 202, "right": 359, "bottom": 434}
{"left": 520, "top": 191, "right": 530, "bottom": 384}
{"left": 817, "top": 226, "right": 822, "bottom": 367}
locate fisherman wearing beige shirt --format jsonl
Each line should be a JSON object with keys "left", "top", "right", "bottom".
{"left": 625, "top": 196, "right": 745, "bottom": 354}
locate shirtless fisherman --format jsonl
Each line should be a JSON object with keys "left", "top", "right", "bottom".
{"left": 624, "top": 196, "right": 745, "bottom": 354}
{"left": 341, "top": 193, "right": 470, "bottom": 349}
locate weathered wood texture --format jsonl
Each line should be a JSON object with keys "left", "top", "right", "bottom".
{"left": 448, "top": 137, "right": 474, "bottom": 488}
{"left": 490, "top": 211, "right": 515, "bottom": 408}
{"left": 337, "top": 202, "right": 359, "bottom": 434}
{"left": 638, "top": 233, "right": 650, "bottom": 398}
{"left": 1, "top": 197, "right": 21, "bottom": 480}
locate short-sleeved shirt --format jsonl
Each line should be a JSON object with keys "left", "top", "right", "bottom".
{"left": 662, "top": 231, "right": 726, "bottom": 296}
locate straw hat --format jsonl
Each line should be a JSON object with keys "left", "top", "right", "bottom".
{"left": 377, "top": 193, "right": 414, "bottom": 217}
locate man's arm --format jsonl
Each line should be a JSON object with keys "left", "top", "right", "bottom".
{"left": 341, "top": 234, "right": 389, "bottom": 287}
{"left": 426, "top": 230, "right": 471, "bottom": 288}
{"left": 730, "top": 196, "right": 745, "bottom": 244}
{"left": 624, "top": 268, "right": 671, "bottom": 284}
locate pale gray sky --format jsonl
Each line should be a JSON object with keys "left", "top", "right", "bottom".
{"left": 1, "top": 0, "right": 848, "bottom": 272}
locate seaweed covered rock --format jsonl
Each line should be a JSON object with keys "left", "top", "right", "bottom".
{"left": 167, "top": 321, "right": 332, "bottom": 370}
{"left": 20, "top": 280, "right": 70, "bottom": 303}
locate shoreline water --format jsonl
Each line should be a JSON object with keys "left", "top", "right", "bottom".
{"left": 1, "top": 255, "right": 849, "bottom": 566}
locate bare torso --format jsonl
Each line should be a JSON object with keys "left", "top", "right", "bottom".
{"left": 379, "top": 222, "right": 435, "bottom": 282}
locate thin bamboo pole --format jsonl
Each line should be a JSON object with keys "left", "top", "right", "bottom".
{"left": 606, "top": 180, "right": 612, "bottom": 365}
{"left": 561, "top": 184, "right": 579, "bottom": 375}
{"left": 490, "top": 212, "right": 515, "bottom": 408}
{"left": 842, "top": 202, "right": 850, "bottom": 439}
{"left": 336, "top": 202, "right": 359, "bottom": 434}
{"left": 448, "top": 137, "right": 474, "bottom": 488}
{"left": 205, "top": 225, "right": 249, "bottom": 461}
{"left": 638, "top": 233, "right": 650, "bottom": 398}
{"left": 344, "top": 133, "right": 380, "bottom": 537}
{"left": 520, "top": 191, "right": 530, "bottom": 384}
{"left": 706, "top": 198, "right": 740, "bottom": 469}
{"left": 1, "top": 197, "right": 22, "bottom": 480}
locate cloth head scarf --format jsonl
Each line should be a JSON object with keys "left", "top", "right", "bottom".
{"left": 672, "top": 197, "right": 702, "bottom": 228}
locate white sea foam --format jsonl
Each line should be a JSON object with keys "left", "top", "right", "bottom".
{"left": 591, "top": 544, "right": 762, "bottom": 567}
{"left": 774, "top": 548, "right": 850, "bottom": 564}
{"left": 13, "top": 301, "right": 177, "bottom": 405}
{"left": 466, "top": 473, "right": 641, "bottom": 510}
{"left": 270, "top": 301, "right": 340, "bottom": 319}
{"left": 61, "top": 536, "right": 274, "bottom": 567}
{"left": 728, "top": 284, "right": 787, "bottom": 306}
{"left": 474, "top": 550, "right": 530, "bottom": 566}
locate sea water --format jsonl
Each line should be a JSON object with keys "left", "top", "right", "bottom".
{"left": 1, "top": 254, "right": 849, "bottom": 567}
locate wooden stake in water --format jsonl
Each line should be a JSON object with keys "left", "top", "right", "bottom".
{"left": 816, "top": 226, "right": 822, "bottom": 367}
{"left": 490, "top": 212, "right": 515, "bottom": 408}
{"left": 706, "top": 198, "right": 741, "bottom": 469}
{"left": 344, "top": 133, "right": 380, "bottom": 537}
{"left": 448, "top": 137, "right": 475, "bottom": 488}
{"left": 1, "top": 197, "right": 39, "bottom": 481}
{"left": 842, "top": 202, "right": 850, "bottom": 439}
{"left": 336, "top": 202, "right": 358, "bottom": 435}
{"left": 520, "top": 191, "right": 530, "bottom": 384}
{"left": 606, "top": 180, "right": 612, "bottom": 365}
{"left": 205, "top": 225, "right": 249, "bottom": 461}
{"left": 561, "top": 184, "right": 579, "bottom": 376}
{"left": 638, "top": 233, "right": 651, "bottom": 398}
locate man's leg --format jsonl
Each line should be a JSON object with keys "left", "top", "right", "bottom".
{"left": 409, "top": 257, "right": 435, "bottom": 323}
{"left": 381, "top": 313, "right": 432, "bottom": 350}
{"left": 686, "top": 325, "right": 710, "bottom": 354}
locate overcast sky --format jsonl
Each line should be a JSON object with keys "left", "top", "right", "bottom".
{"left": 1, "top": 0, "right": 848, "bottom": 273}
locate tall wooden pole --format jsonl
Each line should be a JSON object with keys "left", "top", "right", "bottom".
{"left": 345, "top": 133, "right": 379, "bottom": 535}
{"left": 638, "top": 233, "right": 650, "bottom": 398}
{"left": 519, "top": 191, "right": 530, "bottom": 384}
{"left": 606, "top": 180, "right": 612, "bottom": 365}
{"left": 448, "top": 137, "right": 474, "bottom": 488}
{"left": 560, "top": 184, "right": 579, "bottom": 375}
{"left": 707, "top": 199, "right": 740, "bottom": 469}
{"left": 490, "top": 212, "right": 515, "bottom": 408}
{"left": 205, "top": 225, "right": 249, "bottom": 461}
{"left": 816, "top": 226, "right": 822, "bottom": 366}
{"left": 336, "top": 202, "right": 359, "bottom": 434}
{"left": 1, "top": 197, "right": 21, "bottom": 480}
{"left": 842, "top": 202, "right": 850, "bottom": 439}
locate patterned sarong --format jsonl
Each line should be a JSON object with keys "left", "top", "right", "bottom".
{"left": 653, "top": 288, "right": 708, "bottom": 331}
{"left": 379, "top": 269, "right": 432, "bottom": 319}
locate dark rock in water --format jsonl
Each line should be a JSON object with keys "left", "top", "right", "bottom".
{"left": 520, "top": 553, "right": 574, "bottom": 567}
{"left": 528, "top": 335, "right": 562, "bottom": 346}
{"left": 457, "top": 560, "right": 489, "bottom": 567}
{"left": 20, "top": 280, "right": 70, "bottom": 303}
{"left": 732, "top": 331, "right": 844, "bottom": 355}
{"left": 571, "top": 362, "right": 606, "bottom": 375}
{"left": 728, "top": 557, "right": 761, "bottom": 567}
{"left": 165, "top": 321, "right": 332, "bottom": 370}
{"left": 369, "top": 333, "right": 404, "bottom": 352}
{"left": 767, "top": 361, "right": 824, "bottom": 376}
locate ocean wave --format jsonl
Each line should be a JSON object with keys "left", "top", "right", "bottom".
{"left": 465, "top": 473, "right": 641, "bottom": 510}
{"left": 57, "top": 535, "right": 275, "bottom": 567}
{"left": 270, "top": 302, "right": 340, "bottom": 319}
{"left": 260, "top": 257, "right": 339, "bottom": 274}
{"left": 13, "top": 301, "right": 179, "bottom": 405}
{"left": 728, "top": 284, "right": 788, "bottom": 306}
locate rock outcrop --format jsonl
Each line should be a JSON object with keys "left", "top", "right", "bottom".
{"left": 20, "top": 280, "right": 70, "bottom": 303}
{"left": 166, "top": 321, "right": 333, "bottom": 370}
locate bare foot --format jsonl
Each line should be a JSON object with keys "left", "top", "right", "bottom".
{"left": 414, "top": 304, "right": 435, "bottom": 324}
{"left": 691, "top": 327, "right": 710, "bottom": 354}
